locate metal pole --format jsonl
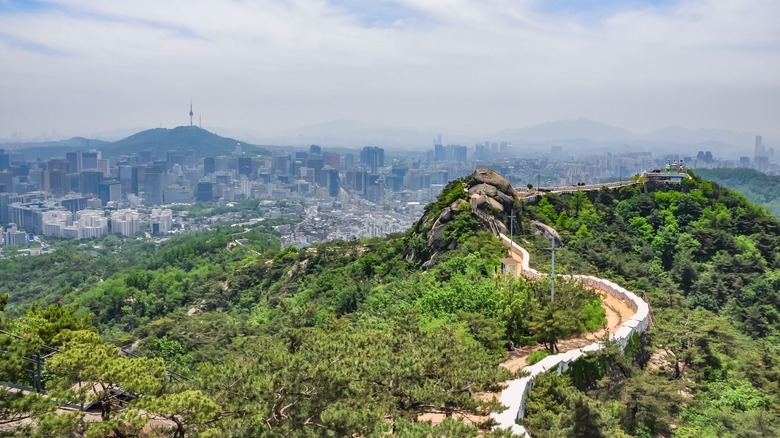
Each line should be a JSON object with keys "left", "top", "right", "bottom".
{"left": 510, "top": 209, "right": 514, "bottom": 243}
{"left": 34, "top": 353, "right": 42, "bottom": 393}
{"left": 550, "top": 237, "right": 555, "bottom": 302}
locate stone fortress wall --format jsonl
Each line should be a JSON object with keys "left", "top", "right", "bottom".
{"left": 491, "top": 233, "right": 651, "bottom": 436}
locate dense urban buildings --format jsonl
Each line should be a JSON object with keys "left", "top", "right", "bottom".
{"left": 0, "top": 129, "right": 777, "bottom": 250}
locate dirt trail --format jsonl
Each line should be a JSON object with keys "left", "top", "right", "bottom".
{"left": 500, "top": 290, "right": 634, "bottom": 374}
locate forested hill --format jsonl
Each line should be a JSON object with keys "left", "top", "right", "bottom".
{"left": 103, "top": 125, "right": 270, "bottom": 157}
{"left": 2, "top": 171, "right": 780, "bottom": 437}
{"left": 520, "top": 174, "right": 780, "bottom": 437}
{"left": 0, "top": 172, "right": 602, "bottom": 437}
{"left": 695, "top": 168, "right": 780, "bottom": 217}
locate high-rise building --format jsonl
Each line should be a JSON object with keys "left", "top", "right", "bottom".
{"left": 239, "top": 175, "right": 252, "bottom": 198}
{"left": 47, "top": 170, "right": 67, "bottom": 196}
{"left": 203, "top": 157, "right": 216, "bottom": 176}
{"left": 119, "top": 166, "right": 139, "bottom": 196}
{"left": 238, "top": 157, "right": 253, "bottom": 178}
{"left": 143, "top": 165, "right": 165, "bottom": 206}
{"left": 196, "top": 181, "right": 213, "bottom": 202}
{"left": 307, "top": 156, "right": 324, "bottom": 186}
{"left": 0, "top": 194, "right": 11, "bottom": 225}
{"left": 272, "top": 155, "right": 290, "bottom": 175}
{"left": 344, "top": 154, "right": 356, "bottom": 171}
{"left": 360, "top": 146, "right": 384, "bottom": 173}
{"left": 66, "top": 151, "right": 81, "bottom": 173}
{"left": 81, "top": 151, "right": 99, "bottom": 170}
{"left": 97, "top": 159, "right": 110, "bottom": 177}
{"left": 0, "top": 149, "right": 9, "bottom": 171}
{"left": 327, "top": 168, "right": 339, "bottom": 198}
{"left": 754, "top": 135, "right": 769, "bottom": 172}
{"left": 755, "top": 135, "right": 766, "bottom": 157}
{"left": 434, "top": 144, "right": 445, "bottom": 161}
{"left": 0, "top": 171, "right": 13, "bottom": 193}
{"left": 79, "top": 170, "right": 103, "bottom": 195}
{"left": 323, "top": 152, "right": 340, "bottom": 170}
{"left": 98, "top": 180, "right": 122, "bottom": 205}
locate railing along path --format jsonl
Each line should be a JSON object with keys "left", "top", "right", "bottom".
{"left": 489, "top": 234, "right": 650, "bottom": 436}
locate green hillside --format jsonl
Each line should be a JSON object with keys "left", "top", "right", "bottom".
{"left": 2, "top": 172, "right": 780, "bottom": 437}
{"left": 103, "top": 125, "right": 269, "bottom": 157}
{"left": 520, "top": 175, "right": 780, "bottom": 436}
{"left": 695, "top": 168, "right": 780, "bottom": 217}
{"left": 4, "top": 127, "right": 269, "bottom": 161}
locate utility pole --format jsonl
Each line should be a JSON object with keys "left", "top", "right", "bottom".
{"left": 509, "top": 208, "right": 514, "bottom": 243}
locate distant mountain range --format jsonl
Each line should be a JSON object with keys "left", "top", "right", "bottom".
{"left": 1, "top": 119, "right": 766, "bottom": 158}
{"left": 231, "top": 118, "right": 761, "bottom": 156}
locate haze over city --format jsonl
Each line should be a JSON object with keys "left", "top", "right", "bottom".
{"left": 1, "top": 0, "right": 779, "bottom": 142}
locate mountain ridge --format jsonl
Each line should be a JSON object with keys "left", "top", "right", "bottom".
{"left": 2, "top": 119, "right": 766, "bottom": 155}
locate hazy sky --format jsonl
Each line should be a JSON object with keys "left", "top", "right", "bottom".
{"left": 1, "top": 0, "right": 779, "bottom": 140}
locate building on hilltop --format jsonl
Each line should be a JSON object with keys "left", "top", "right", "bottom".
{"left": 643, "top": 161, "right": 691, "bottom": 184}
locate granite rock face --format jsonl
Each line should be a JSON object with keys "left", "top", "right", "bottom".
{"left": 468, "top": 168, "right": 513, "bottom": 195}
{"left": 410, "top": 169, "right": 520, "bottom": 267}
{"left": 467, "top": 169, "right": 516, "bottom": 213}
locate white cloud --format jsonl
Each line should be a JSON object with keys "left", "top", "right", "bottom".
{"left": 0, "top": 0, "right": 778, "bottom": 141}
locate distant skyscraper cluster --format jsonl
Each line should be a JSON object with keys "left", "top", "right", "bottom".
{"left": 754, "top": 135, "right": 770, "bottom": 172}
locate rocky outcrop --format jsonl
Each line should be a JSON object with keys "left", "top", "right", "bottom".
{"left": 407, "top": 169, "right": 520, "bottom": 267}
{"left": 466, "top": 169, "right": 517, "bottom": 214}
{"left": 530, "top": 220, "right": 561, "bottom": 245}
{"left": 469, "top": 168, "right": 514, "bottom": 195}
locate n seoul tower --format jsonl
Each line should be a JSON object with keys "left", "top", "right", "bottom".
{"left": 189, "top": 101, "right": 194, "bottom": 126}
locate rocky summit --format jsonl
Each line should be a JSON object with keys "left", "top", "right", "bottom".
{"left": 407, "top": 168, "right": 520, "bottom": 267}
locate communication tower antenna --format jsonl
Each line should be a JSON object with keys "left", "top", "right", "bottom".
{"left": 189, "top": 101, "right": 194, "bottom": 126}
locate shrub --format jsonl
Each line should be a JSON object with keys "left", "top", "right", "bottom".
{"left": 527, "top": 349, "right": 551, "bottom": 365}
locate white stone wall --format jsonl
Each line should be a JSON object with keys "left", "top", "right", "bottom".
{"left": 492, "top": 233, "right": 650, "bottom": 436}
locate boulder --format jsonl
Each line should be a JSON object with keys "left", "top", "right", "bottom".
{"left": 451, "top": 199, "right": 468, "bottom": 211}
{"left": 439, "top": 207, "right": 454, "bottom": 223}
{"left": 429, "top": 219, "right": 447, "bottom": 248}
{"left": 468, "top": 169, "right": 513, "bottom": 196}
{"left": 468, "top": 183, "right": 498, "bottom": 197}
{"left": 485, "top": 197, "right": 504, "bottom": 213}
{"left": 530, "top": 220, "right": 561, "bottom": 245}
{"left": 494, "top": 191, "right": 516, "bottom": 208}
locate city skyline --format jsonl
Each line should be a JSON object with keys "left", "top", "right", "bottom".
{"left": 1, "top": 0, "right": 779, "bottom": 141}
